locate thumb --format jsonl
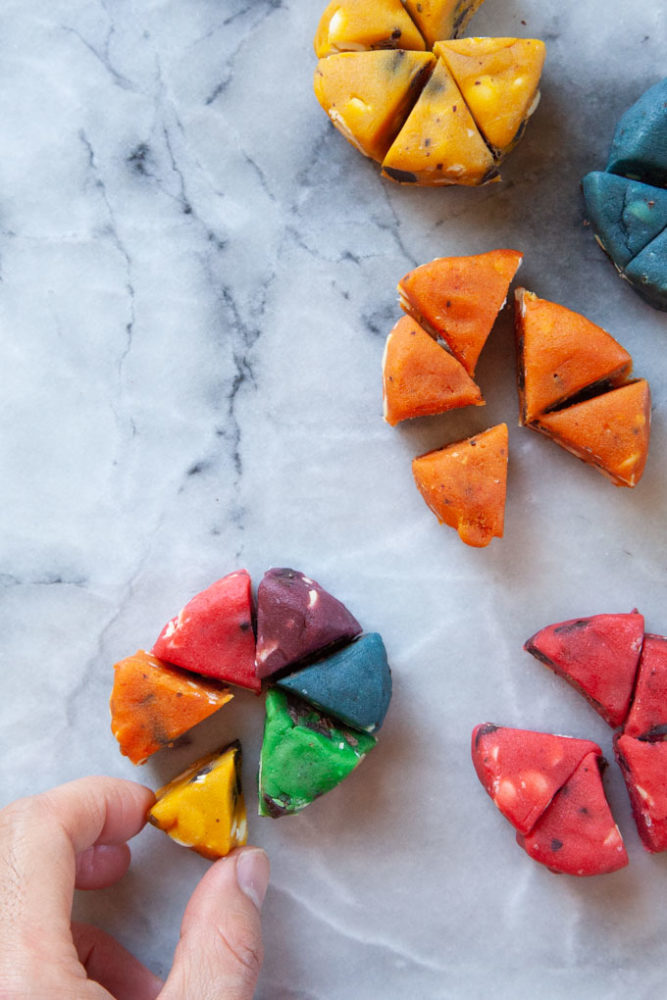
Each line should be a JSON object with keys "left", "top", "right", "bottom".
{"left": 159, "top": 847, "right": 269, "bottom": 1000}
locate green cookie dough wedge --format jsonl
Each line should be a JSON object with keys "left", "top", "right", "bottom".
{"left": 258, "top": 689, "right": 376, "bottom": 817}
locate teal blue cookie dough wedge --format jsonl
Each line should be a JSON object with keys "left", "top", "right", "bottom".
{"left": 582, "top": 172, "right": 667, "bottom": 270}
{"left": 583, "top": 78, "right": 667, "bottom": 310}
{"left": 606, "top": 78, "right": 667, "bottom": 187}
{"left": 276, "top": 632, "right": 392, "bottom": 734}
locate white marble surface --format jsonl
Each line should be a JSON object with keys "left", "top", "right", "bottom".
{"left": 1, "top": 0, "right": 667, "bottom": 996}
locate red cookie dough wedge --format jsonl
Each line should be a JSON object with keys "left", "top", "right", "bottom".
{"left": 534, "top": 379, "right": 651, "bottom": 487}
{"left": 523, "top": 611, "right": 645, "bottom": 728}
{"left": 152, "top": 569, "right": 260, "bottom": 693}
{"left": 412, "top": 423, "right": 508, "bottom": 547}
{"left": 615, "top": 734, "right": 667, "bottom": 853}
{"left": 399, "top": 250, "right": 523, "bottom": 375}
{"left": 382, "top": 315, "right": 484, "bottom": 425}
{"left": 471, "top": 723, "right": 600, "bottom": 835}
{"left": 516, "top": 752, "right": 628, "bottom": 876}
{"left": 515, "top": 289, "right": 634, "bottom": 425}
{"left": 110, "top": 650, "right": 234, "bottom": 765}
{"left": 623, "top": 633, "right": 667, "bottom": 740}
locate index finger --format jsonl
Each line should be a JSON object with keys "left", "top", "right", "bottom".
{"left": 0, "top": 776, "right": 154, "bottom": 955}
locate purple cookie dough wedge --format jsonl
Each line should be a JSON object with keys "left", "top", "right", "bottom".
{"left": 255, "top": 568, "right": 362, "bottom": 680}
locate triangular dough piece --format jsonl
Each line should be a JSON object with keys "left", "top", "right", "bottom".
{"left": 276, "top": 632, "right": 392, "bottom": 733}
{"left": 434, "top": 37, "right": 545, "bottom": 155}
{"left": 515, "top": 288, "right": 634, "bottom": 425}
{"left": 582, "top": 171, "right": 667, "bottom": 271}
{"left": 110, "top": 650, "right": 234, "bottom": 765}
{"left": 624, "top": 226, "right": 667, "bottom": 312}
{"left": 152, "top": 569, "right": 260, "bottom": 693}
{"left": 314, "top": 50, "right": 435, "bottom": 162}
{"left": 149, "top": 741, "right": 247, "bottom": 859}
{"left": 623, "top": 633, "right": 667, "bottom": 740}
{"left": 534, "top": 379, "right": 651, "bottom": 488}
{"left": 255, "top": 568, "right": 362, "bottom": 680}
{"left": 524, "top": 612, "right": 645, "bottom": 728}
{"left": 258, "top": 689, "right": 376, "bottom": 817}
{"left": 382, "top": 315, "right": 484, "bottom": 425}
{"left": 399, "top": 249, "right": 522, "bottom": 375}
{"left": 615, "top": 734, "right": 667, "bottom": 853}
{"left": 381, "top": 59, "right": 497, "bottom": 186}
{"left": 606, "top": 77, "right": 667, "bottom": 188}
{"left": 314, "top": 0, "right": 426, "bottom": 57}
{"left": 412, "top": 423, "right": 508, "bottom": 547}
{"left": 403, "top": 0, "right": 486, "bottom": 47}
{"left": 516, "top": 752, "right": 628, "bottom": 875}
{"left": 471, "top": 723, "right": 600, "bottom": 835}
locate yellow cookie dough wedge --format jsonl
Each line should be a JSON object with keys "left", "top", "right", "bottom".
{"left": 434, "top": 37, "right": 546, "bottom": 156}
{"left": 314, "top": 50, "right": 436, "bottom": 162}
{"left": 382, "top": 58, "right": 497, "bottom": 185}
{"left": 314, "top": 0, "right": 426, "bottom": 57}
{"left": 403, "top": 0, "right": 487, "bottom": 48}
{"left": 149, "top": 741, "right": 247, "bottom": 860}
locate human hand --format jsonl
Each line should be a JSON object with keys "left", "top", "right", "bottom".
{"left": 0, "top": 776, "right": 269, "bottom": 1000}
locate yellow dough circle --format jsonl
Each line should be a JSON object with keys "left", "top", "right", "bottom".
{"left": 313, "top": 0, "right": 546, "bottom": 185}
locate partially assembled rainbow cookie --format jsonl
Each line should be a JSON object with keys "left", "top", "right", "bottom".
{"left": 110, "top": 567, "right": 393, "bottom": 855}
{"left": 313, "top": 0, "right": 546, "bottom": 185}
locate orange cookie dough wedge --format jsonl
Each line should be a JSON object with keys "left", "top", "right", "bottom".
{"left": 314, "top": 0, "right": 426, "bottom": 57}
{"left": 515, "top": 289, "right": 634, "bottom": 425}
{"left": 399, "top": 250, "right": 523, "bottom": 375}
{"left": 381, "top": 58, "right": 497, "bottom": 185}
{"left": 534, "top": 379, "right": 651, "bottom": 487}
{"left": 412, "top": 423, "right": 508, "bottom": 546}
{"left": 110, "top": 650, "right": 233, "bottom": 765}
{"left": 434, "top": 38, "right": 546, "bottom": 157}
{"left": 403, "top": 0, "right": 487, "bottom": 47}
{"left": 382, "top": 315, "right": 484, "bottom": 425}
{"left": 314, "top": 50, "right": 436, "bottom": 162}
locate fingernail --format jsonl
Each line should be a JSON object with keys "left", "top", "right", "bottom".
{"left": 236, "top": 848, "right": 270, "bottom": 911}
